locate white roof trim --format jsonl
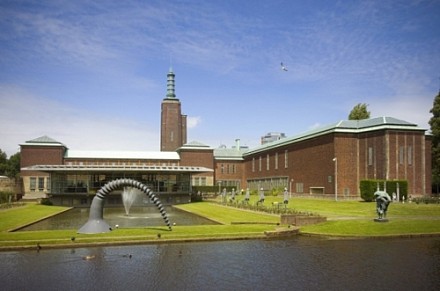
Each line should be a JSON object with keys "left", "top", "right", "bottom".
{"left": 66, "top": 150, "right": 180, "bottom": 160}
{"left": 22, "top": 164, "right": 213, "bottom": 173}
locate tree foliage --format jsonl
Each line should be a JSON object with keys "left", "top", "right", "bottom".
{"left": 0, "top": 150, "right": 20, "bottom": 178}
{"left": 429, "top": 92, "right": 440, "bottom": 190}
{"left": 348, "top": 103, "right": 370, "bottom": 120}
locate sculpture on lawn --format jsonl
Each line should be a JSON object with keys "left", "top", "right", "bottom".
{"left": 374, "top": 191, "right": 391, "bottom": 221}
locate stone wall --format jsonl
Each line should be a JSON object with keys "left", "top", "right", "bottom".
{"left": 281, "top": 214, "right": 327, "bottom": 226}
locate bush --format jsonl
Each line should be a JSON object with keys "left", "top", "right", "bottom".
{"left": 413, "top": 197, "right": 440, "bottom": 204}
{"left": 0, "top": 191, "right": 14, "bottom": 204}
{"left": 360, "top": 180, "right": 408, "bottom": 202}
{"left": 40, "top": 198, "right": 53, "bottom": 206}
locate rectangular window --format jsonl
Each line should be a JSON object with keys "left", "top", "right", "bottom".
{"left": 275, "top": 152, "right": 279, "bottom": 170}
{"left": 252, "top": 158, "right": 255, "bottom": 172}
{"left": 46, "top": 177, "right": 51, "bottom": 191}
{"left": 368, "top": 147, "right": 373, "bottom": 166}
{"left": 201, "top": 177, "right": 206, "bottom": 186}
{"left": 259, "top": 156, "right": 262, "bottom": 172}
{"left": 296, "top": 183, "right": 304, "bottom": 193}
{"left": 408, "top": 146, "right": 413, "bottom": 165}
{"left": 284, "top": 150, "right": 288, "bottom": 168}
{"left": 38, "top": 177, "right": 45, "bottom": 191}
{"left": 30, "top": 177, "right": 36, "bottom": 192}
{"left": 266, "top": 154, "right": 270, "bottom": 171}
{"left": 399, "top": 146, "right": 405, "bottom": 165}
{"left": 232, "top": 164, "right": 236, "bottom": 174}
{"left": 221, "top": 164, "right": 224, "bottom": 174}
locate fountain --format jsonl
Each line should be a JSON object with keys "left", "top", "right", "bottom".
{"left": 122, "top": 187, "right": 138, "bottom": 216}
{"left": 78, "top": 178, "right": 171, "bottom": 234}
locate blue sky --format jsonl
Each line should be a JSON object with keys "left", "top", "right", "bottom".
{"left": 1, "top": 0, "right": 439, "bottom": 156}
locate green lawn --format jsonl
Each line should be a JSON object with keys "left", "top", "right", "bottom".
{"left": 0, "top": 198, "right": 439, "bottom": 250}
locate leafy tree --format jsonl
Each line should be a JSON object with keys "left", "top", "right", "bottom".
{"left": 6, "top": 153, "right": 20, "bottom": 178}
{"left": 0, "top": 149, "right": 7, "bottom": 176}
{"left": 0, "top": 150, "right": 20, "bottom": 178}
{"left": 429, "top": 91, "right": 440, "bottom": 194}
{"left": 348, "top": 103, "right": 370, "bottom": 120}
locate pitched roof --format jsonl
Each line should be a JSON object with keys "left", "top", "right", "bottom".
{"left": 21, "top": 135, "right": 66, "bottom": 147}
{"left": 244, "top": 116, "right": 426, "bottom": 156}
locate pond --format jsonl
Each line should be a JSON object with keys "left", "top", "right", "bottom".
{"left": 17, "top": 206, "right": 218, "bottom": 231}
{"left": 1, "top": 237, "right": 439, "bottom": 290}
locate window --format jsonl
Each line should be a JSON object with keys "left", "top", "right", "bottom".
{"left": 408, "top": 146, "right": 413, "bottom": 165}
{"left": 399, "top": 146, "right": 405, "bottom": 165}
{"left": 259, "top": 156, "right": 262, "bottom": 172}
{"left": 201, "top": 177, "right": 206, "bottom": 186}
{"left": 252, "top": 158, "right": 255, "bottom": 172}
{"left": 30, "top": 177, "right": 36, "bottom": 192}
{"left": 46, "top": 177, "right": 51, "bottom": 191}
{"left": 275, "top": 152, "right": 278, "bottom": 170}
{"left": 232, "top": 164, "right": 236, "bottom": 174}
{"left": 221, "top": 164, "right": 224, "bottom": 174}
{"left": 266, "top": 154, "right": 270, "bottom": 171}
{"left": 38, "top": 177, "right": 44, "bottom": 191}
{"left": 284, "top": 150, "right": 288, "bottom": 168}
{"left": 368, "top": 147, "right": 373, "bottom": 166}
{"left": 296, "top": 183, "right": 304, "bottom": 193}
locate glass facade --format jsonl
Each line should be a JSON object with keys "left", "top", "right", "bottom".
{"left": 50, "top": 171, "right": 191, "bottom": 195}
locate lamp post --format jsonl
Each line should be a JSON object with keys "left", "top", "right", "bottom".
{"left": 333, "top": 158, "right": 338, "bottom": 201}
{"left": 289, "top": 178, "right": 293, "bottom": 199}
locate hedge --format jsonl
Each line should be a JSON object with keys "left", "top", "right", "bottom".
{"left": 360, "top": 180, "right": 408, "bottom": 202}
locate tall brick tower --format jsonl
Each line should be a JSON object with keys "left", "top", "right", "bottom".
{"left": 160, "top": 67, "right": 187, "bottom": 151}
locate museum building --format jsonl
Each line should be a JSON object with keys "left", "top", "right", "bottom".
{"left": 19, "top": 68, "right": 432, "bottom": 205}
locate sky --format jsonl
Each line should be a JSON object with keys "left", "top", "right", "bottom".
{"left": 1, "top": 0, "right": 439, "bottom": 156}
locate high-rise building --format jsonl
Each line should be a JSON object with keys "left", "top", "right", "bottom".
{"left": 160, "top": 68, "right": 187, "bottom": 151}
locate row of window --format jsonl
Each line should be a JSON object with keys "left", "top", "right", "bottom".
{"left": 367, "top": 146, "right": 413, "bottom": 166}
{"left": 220, "top": 163, "right": 237, "bottom": 174}
{"left": 251, "top": 150, "right": 289, "bottom": 172}
{"left": 29, "top": 176, "right": 50, "bottom": 192}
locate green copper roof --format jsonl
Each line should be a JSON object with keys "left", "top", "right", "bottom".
{"left": 244, "top": 116, "right": 426, "bottom": 156}
{"left": 24, "top": 135, "right": 65, "bottom": 145}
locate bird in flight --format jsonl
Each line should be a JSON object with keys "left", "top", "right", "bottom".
{"left": 280, "top": 62, "right": 288, "bottom": 71}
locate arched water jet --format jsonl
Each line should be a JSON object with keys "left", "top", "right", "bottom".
{"left": 78, "top": 178, "right": 171, "bottom": 234}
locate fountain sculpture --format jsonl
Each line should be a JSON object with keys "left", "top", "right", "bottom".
{"left": 78, "top": 178, "right": 171, "bottom": 234}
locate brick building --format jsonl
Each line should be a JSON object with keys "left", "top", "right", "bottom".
{"left": 244, "top": 118, "right": 431, "bottom": 198}
{"left": 19, "top": 69, "right": 431, "bottom": 204}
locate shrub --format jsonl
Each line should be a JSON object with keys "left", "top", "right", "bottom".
{"left": 360, "top": 180, "right": 408, "bottom": 202}
{"left": 40, "top": 198, "right": 53, "bottom": 206}
{"left": 0, "top": 191, "right": 14, "bottom": 204}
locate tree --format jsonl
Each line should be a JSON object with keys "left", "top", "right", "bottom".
{"left": 429, "top": 91, "right": 440, "bottom": 194}
{"left": 0, "top": 149, "right": 7, "bottom": 176}
{"left": 0, "top": 150, "right": 20, "bottom": 178}
{"left": 6, "top": 153, "right": 20, "bottom": 178}
{"left": 348, "top": 103, "right": 370, "bottom": 120}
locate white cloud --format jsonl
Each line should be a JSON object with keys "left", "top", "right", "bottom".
{"left": 187, "top": 116, "right": 201, "bottom": 129}
{"left": 0, "top": 85, "right": 160, "bottom": 156}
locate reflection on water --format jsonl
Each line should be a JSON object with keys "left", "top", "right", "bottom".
{"left": 18, "top": 206, "right": 218, "bottom": 231}
{"left": 1, "top": 237, "right": 439, "bottom": 291}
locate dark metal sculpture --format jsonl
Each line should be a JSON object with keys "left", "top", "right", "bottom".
{"left": 374, "top": 191, "right": 391, "bottom": 221}
{"left": 78, "top": 178, "right": 171, "bottom": 234}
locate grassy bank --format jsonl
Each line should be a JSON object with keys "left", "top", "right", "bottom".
{"left": 0, "top": 198, "right": 439, "bottom": 250}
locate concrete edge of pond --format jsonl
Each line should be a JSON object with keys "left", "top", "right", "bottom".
{"left": 2, "top": 228, "right": 440, "bottom": 252}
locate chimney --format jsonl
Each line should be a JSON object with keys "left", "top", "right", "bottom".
{"left": 235, "top": 139, "right": 240, "bottom": 151}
